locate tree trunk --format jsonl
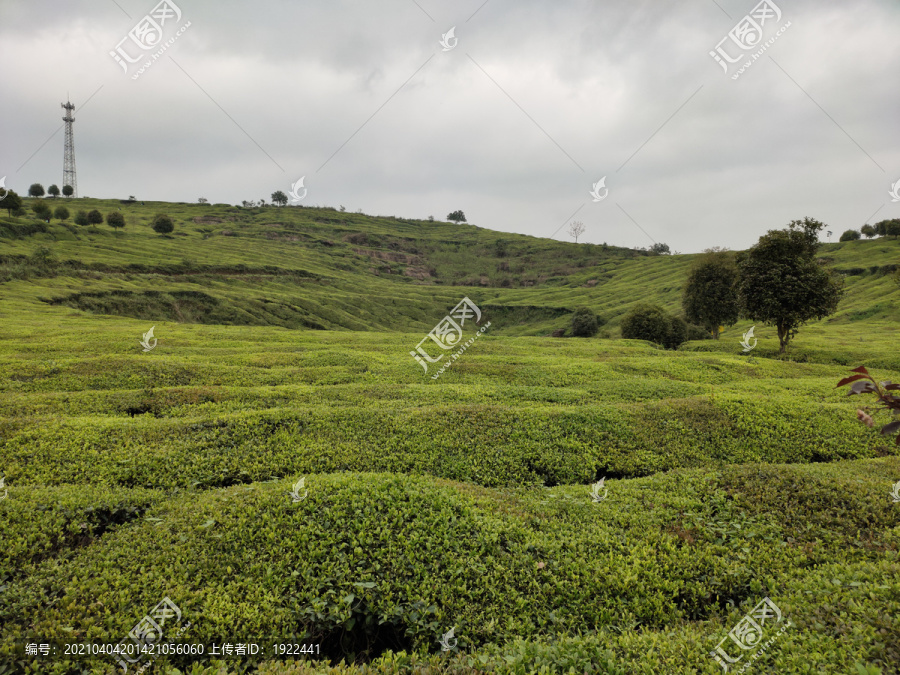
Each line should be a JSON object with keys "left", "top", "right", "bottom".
{"left": 777, "top": 323, "right": 788, "bottom": 353}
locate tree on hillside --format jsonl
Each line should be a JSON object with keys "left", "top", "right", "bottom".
{"left": 860, "top": 224, "right": 876, "bottom": 238}
{"left": 271, "top": 191, "right": 288, "bottom": 206}
{"left": 32, "top": 202, "right": 51, "bottom": 220}
{"left": 736, "top": 217, "right": 844, "bottom": 353}
{"left": 74, "top": 210, "right": 89, "bottom": 225}
{"left": 62, "top": 185, "right": 74, "bottom": 197}
{"left": 649, "top": 242, "right": 671, "bottom": 255}
{"left": 86, "top": 209, "right": 104, "bottom": 225}
{"left": 447, "top": 210, "right": 466, "bottom": 223}
{"left": 571, "top": 307, "right": 599, "bottom": 337}
{"left": 839, "top": 229, "right": 860, "bottom": 242}
{"left": 568, "top": 220, "right": 586, "bottom": 243}
{"left": 874, "top": 219, "right": 900, "bottom": 237}
{"left": 198, "top": 197, "right": 208, "bottom": 204}
{"left": 107, "top": 211, "right": 126, "bottom": 232}
{"left": 47, "top": 184, "right": 60, "bottom": 198}
{"left": 682, "top": 252, "right": 739, "bottom": 339}
{"left": 28, "top": 183, "right": 45, "bottom": 198}
{"left": 53, "top": 205, "right": 70, "bottom": 221}
{"left": 152, "top": 214, "right": 175, "bottom": 234}
{"left": 3, "top": 190, "right": 23, "bottom": 216}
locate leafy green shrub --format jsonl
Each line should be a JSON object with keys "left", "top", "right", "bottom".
{"left": 73, "top": 210, "right": 89, "bottom": 226}
{"left": 53, "top": 205, "right": 69, "bottom": 221}
{"left": 570, "top": 307, "right": 598, "bottom": 337}
{"left": 840, "top": 229, "right": 861, "bottom": 242}
{"left": 152, "top": 213, "right": 175, "bottom": 234}
{"left": 621, "top": 304, "right": 688, "bottom": 349}
{"left": 86, "top": 209, "right": 104, "bottom": 225}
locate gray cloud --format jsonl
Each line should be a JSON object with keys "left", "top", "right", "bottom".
{"left": 1, "top": 0, "right": 898, "bottom": 252}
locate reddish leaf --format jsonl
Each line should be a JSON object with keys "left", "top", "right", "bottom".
{"left": 884, "top": 383, "right": 900, "bottom": 391}
{"left": 836, "top": 374, "right": 869, "bottom": 388}
{"left": 850, "top": 366, "right": 870, "bottom": 375}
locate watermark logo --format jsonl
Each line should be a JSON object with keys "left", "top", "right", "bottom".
{"left": 590, "top": 477, "right": 608, "bottom": 502}
{"left": 889, "top": 180, "right": 900, "bottom": 202}
{"left": 740, "top": 326, "right": 757, "bottom": 352}
{"left": 110, "top": 0, "right": 191, "bottom": 80}
{"left": 288, "top": 477, "right": 308, "bottom": 503}
{"left": 710, "top": 0, "right": 790, "bottom": 80}
{"left": 711, "top": 597, "right": 791, "bottom": 672}
{"left": 439, "top": 626, "right": 458, "bottom": 651}
{"left": 440, "top": 27, "right": 458, "bottom": 51}
{"left": 0, "top": 476, "right": 7, "bottom": 501}
{"left": 113, "top": 596, "right": 190, "bottom": 673}
{"left": 589, "top": 176, "right": 608, "bottom": 202}
{"left": 410, "top": 297, "right": 491, "bottom": 379}
{"left": 289, "top": 176, "right": 307, "bottom": 203}
{"left": 139, "top": 326, "right": 157, "bottom": 352}
{"left": 0, "top": 176, "right": 7, "bottom": 201}
{"left": 891, "top": 480, "right": 900, "bottom": 503}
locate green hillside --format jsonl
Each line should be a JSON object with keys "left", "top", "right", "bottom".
{"left": 0, "top": 198, "right": 898, "bottom": 674}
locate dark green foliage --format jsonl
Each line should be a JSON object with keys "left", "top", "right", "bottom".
{"left": 62, "top": 184, "right": 74, "bottom": 197}
{"left": 86, "top": 209, "right": 103, "bottom": 225}
{"left": 621, "top": 303, "right": 686, "bottom": 349}
{"left": 737, "top": 217, "right": 844, "bottom": 353}
{"left": 840, "top": 229, "right": 861, "bottom": 242}
{"left": 3, "top": 189, "right": 22, "bottom": 216}
{"left": 152, "top": 213, "right": 175, "bottom": 234}
{"left": 32, "top": 202, "right": 51, "bottom": 220}
{"left": 106, "top": 211, "right": 126, "bottom": 230}
{"left": 570, "top": 307, "right": 599, "bottom": 337}
{"left": 682, "top": 253, "right": 739, "bottom": 339}
{"left": 874, "top": 219, "right": 900, "bottom": 237}
{"left": 649, "top": 242, "right": 671, "bottom": 255}
{"left": 271, "top": 190, "right": 288, "bottom": 206}
{"left": 47, "top": 184, "right": 60, "bottom": 198}
{"left": 860, "top": 224, "right": 876, "bottom": 238}
{"left": 53, "top": 206, "right": 69, "bottom": 221}
{"left": 73, "top": 210, "right": 89, "bottom": 226}
{"left": 447, "top": 210, "right": 466, "bottom": 223}
{"left": 28, "top": 183, "right": 44, "bottom": 197}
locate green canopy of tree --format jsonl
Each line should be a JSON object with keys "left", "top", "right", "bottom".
{"left": 107, "top": 211, "right": 126, "bottom": 230}
{"left": 47, "top": 184, "right": 60, "bottom": 197}
{"left": 28, "top": 183, "right": 45, "bottom": 198}
{"left": 86, "top": 209, "right": 104, "bottom": 225}
{"left": 839, "top": 229, "right": 860, "bottom": 242}
{"left": 447, "top": 210, "right": 466, "bottom": 223}
{"left": 682, "top": 252, "right": 739, "bottom": 339}
{"left": 736, "top": 217, "right": 844, "bottom": 353}
{"left": 53, "top": 205, "right": 70, "bottom": 221}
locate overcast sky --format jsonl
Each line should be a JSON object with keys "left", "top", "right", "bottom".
{"left": 1, "top": 0, "right": 898, "bottom": 252}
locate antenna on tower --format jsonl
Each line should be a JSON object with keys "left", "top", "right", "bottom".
{"left": 61, "top": 100, "right": 77, "bottom": 198}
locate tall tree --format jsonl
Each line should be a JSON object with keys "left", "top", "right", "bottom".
{"left": 271, "top": 191, "right": 288, "bottom": 206}
{"left": 28, "top": 183, "right": 45, "bottom": 198}
{"left": 737, "top": 217, "right": 843, "bottom": 353}
{"left": 682, "top": 252, "right": 739, "bottom": 339}
{"left": 47, "top": 184, "right": 60, "bottom": 198}
{"left": 107, "top": 211, "right": 126, "bottom": 232}
{"left": 3, "top": 190, "right": 22, "bottom": 216}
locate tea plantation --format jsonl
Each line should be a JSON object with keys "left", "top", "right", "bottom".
{"left": 0, "top": 199, "right": 898, "bottom": 674}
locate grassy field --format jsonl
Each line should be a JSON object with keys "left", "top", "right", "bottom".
{"left": 0, "top": 198, "right": 898, "bottom": 674}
